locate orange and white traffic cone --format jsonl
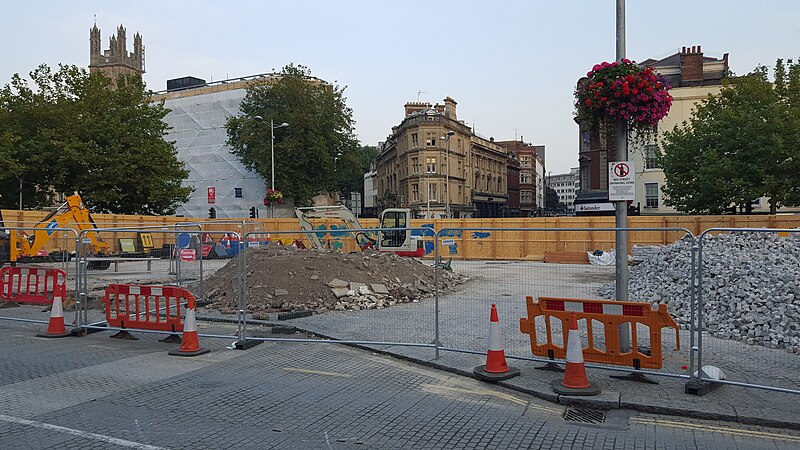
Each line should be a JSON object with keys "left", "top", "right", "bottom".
{"left": 168, "top": 306, "right": 209, "bottom": 357}
{"left": 474, "top": 304, "right": 520, "bottom": 382}
{"left": 37, "top": 296, "right": 71, "bottom": 338}
{"left": 551, "top": 312, "right": 601, "bottom": 395}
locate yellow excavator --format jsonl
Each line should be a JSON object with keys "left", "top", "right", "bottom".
{"left": 8, "top": 193, "right": 112, "bottom": 269}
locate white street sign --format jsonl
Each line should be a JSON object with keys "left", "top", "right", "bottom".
{"left": 609, "top": 161, "right": 635, "bottom": 201}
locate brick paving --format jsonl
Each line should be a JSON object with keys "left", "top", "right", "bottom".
{"left": 1, "top": 316, "right": 799, "bottom": 449}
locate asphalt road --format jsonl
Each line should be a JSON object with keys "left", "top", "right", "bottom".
{"left": 1, "top": 317, "right": 799, "bottom": 449}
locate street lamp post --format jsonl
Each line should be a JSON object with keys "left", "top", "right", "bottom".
{"left": 254, "top": 116, "right": 288, "bottom": 217}
{"left": 441, "top": 131, "right": 455, "bottom": 218}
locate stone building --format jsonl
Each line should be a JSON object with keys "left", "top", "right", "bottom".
{"left": 375, "top": 97, "right": 508, "bottom": 218}
{"left": 496, "top": 140, "right": 545, "bottom": 216}
{"left": 89, "top": 24, "right": 145, "bottom": 80}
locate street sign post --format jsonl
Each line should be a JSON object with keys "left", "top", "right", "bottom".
{"left": 609, "top": 161, "right": 635, "bottom": 201}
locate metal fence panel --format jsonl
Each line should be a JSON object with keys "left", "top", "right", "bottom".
{"left": 436, "top": 227, "right": 691, "bottom": 379}
{"left": 696, "top": 228, "right": 800, "bottom": 394}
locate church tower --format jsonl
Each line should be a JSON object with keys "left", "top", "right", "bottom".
{"left": 89, "top": 23, "right": 145, "bottom": 81}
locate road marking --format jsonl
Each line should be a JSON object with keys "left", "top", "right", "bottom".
{"left": 632, "top": 417, "right": 800, "bottom": 442}
{"left": 283, "top": 367, "right": 352, "bottom": 378}
{"left": 419, "top": 383, "right": 560, "bottom": 414}
{"left": 0, "top": 414, "right": 166, "bottom": 449}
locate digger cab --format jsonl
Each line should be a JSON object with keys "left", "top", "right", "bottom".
{"left": 378, "top": 209, "right": 425, "bottom": 257}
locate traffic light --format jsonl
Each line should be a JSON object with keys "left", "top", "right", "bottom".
{"left": 249, "top": 207, "right": 258, "bottom": 219}
{"left": 208, "top": 207, "right": 216, "bottom": 219}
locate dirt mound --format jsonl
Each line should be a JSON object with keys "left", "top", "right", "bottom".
{"left": 202, "top": 245, "right": 467, "bottom": 317}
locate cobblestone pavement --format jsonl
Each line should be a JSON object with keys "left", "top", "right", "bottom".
{"left": 1, "top": 316, "right": 800, "bottom": 449}
{"left": 280, "top": 260, "right": 800, "bottom": 428}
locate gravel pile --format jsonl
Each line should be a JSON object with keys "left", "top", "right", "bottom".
{"left": 599, "top": 232, "right": 800, "bottom": 353}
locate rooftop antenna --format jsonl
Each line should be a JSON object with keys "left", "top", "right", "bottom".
{"left": 417, "top": 90, "right": 426, "bottom": 101}
{"left": 514, "top": 128, "right": 519, "bottom": 141}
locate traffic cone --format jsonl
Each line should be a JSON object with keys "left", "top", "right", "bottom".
{"left": 551, "top": 312, "right": 601, "bottom": 396}
{"left": 474, "top": 304, "right": 520, "bottom": 382}
{"left": 168, "top": 306, "right": 209, "bottom": 357}
{"left": 37, "top": 296, "right": 71, "bottom": 338}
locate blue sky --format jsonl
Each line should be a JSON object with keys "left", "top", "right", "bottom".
{"left": 2, "top": 1, "right": 799, "bottom": 174}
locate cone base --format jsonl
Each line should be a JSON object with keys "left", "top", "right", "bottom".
{"left": 168, "top": 348, "right": 210, "bottom": 357}
{"left": 473, "top": 365, "right": 520, "bottom": 382}
{"left": 551, "top": 378, "right": 601, "bottom": 396}
{"left": 37, "top": 330, "right": 71, "bottom": 338}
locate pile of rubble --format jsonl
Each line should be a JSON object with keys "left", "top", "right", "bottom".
{"left": 599, "top": 232, "right": 800, "bottom": 353}
{"left": 202, "top": 244, "right": 468, "bottom": 317}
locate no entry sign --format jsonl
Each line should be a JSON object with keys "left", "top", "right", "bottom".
{"left": 609, "top": 161, "right": 635, "bottom": 201}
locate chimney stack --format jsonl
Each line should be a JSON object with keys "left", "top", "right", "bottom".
{"left": 680, "top": 44, "right": 704, "bottom": 83}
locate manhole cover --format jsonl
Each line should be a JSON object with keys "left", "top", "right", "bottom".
{"left": 563, "top": 408, "right": 607, "bottom": 424}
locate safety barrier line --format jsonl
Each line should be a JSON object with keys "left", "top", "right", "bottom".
{"left": 520, "top": 296, "right": 681, "bottom": 370}
{"left": 0, "top": 266, "right": 67, "bottom": 305}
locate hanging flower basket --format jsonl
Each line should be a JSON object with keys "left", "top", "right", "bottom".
{"left": 575, "top": 59, "right": 673, "bottom": 136}
{"left": 263, "top": 188, "right": 285, "bottom": 206}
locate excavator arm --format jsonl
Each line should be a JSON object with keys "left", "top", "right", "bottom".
{"left": 10, "top": 194, "right": 110, "bottom": 262}
{"left": 294, "top": 206, "right": 376, "bottom": 250}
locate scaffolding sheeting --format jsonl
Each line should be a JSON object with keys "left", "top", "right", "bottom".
{"left": 162, "top": 88, "right": 281, "bottom": 218}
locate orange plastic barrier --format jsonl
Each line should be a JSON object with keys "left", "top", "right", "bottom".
{"left": 102, "top": 284, "right": 190, "bottom": 333}
{"left": 519, "top": 296, "right": 680, "bottom": 369}
{"left": 0, "top": 266, "right": 67, "bottom": 305}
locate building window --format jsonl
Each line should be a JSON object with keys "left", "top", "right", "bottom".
{"left": 521, "top": 190, "right": 533, "bottom": 204}
{"left": 234, "top": 187, "right": 243, "bottom": 198}
{"left": 411, "top": 157, "right": 419, "bottom": 174}
{"left": 645, "top": 144, "right": 659, "bottom": 169}
{"left": 426, "top": 133, "right": 436, "bottom": 147}
{"left": 411, "top": 133, "right": 419, "bottom": 148}
{"left": 645, "top": 182, "right": 659, "bottom": 208}
{"left": 580, "top": 166, "right": 590, "bottom": 191}
{"left": 412, "top": 183, "right": 419, "bottom": 202}
{"left": 519, "top": 171, "right": 531, "bottom": 184}
{"left": 429, "top": 183, "right": 437, "bottom": 200}
{"left": 426, "top": 157, "right": 437, "bottom": 173}
{"left": 520, "top": 155, "right": 532, "bottom": 168}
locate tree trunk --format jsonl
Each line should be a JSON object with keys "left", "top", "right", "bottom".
{"left": 769, "top": 197, "right": 778, "bottom": 214}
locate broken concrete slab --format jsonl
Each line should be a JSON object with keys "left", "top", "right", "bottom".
{"left": 331, "top": 287, "right": 349, "bottom": 298}
{"left": 370, "top": 283, "right": 389, "bottom": 295}
{"left": 349, "top": 282, "right": 366, "bottom": 292}
{"left": 327, "top": 278, "right": 348, "bottom": 288}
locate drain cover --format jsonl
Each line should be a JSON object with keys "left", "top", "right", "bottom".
{"left": 563, "top": 408, "right": 607, "bottom": 424}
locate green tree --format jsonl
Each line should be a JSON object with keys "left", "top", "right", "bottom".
{"left": 545, "top": 186, "right": 560, "bottom": 214}
{"left": 660, "top": 60, "right": 800, "bottom": 214}
{"left": 0, "top": 64, "right": 192, "bottom": 214}
{"left": 226, "top": 64, "right": 360, "bottom": 206}
{"left": 336, "top": 145, "right": 378, "bottom": 199}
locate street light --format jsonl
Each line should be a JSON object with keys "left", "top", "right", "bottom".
{"left": 441, "top": 131, "right": 455, "bottom": 218}
{"left": 254, "top": 116, "right": 288, "bottom": 217}
{"left": 254, "top": 116, "right": 289, "bottom": 190}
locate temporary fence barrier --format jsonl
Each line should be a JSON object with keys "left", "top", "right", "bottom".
{"left": 0, "top": 266, "right": 67, "bottom": 305}
{"left": 73, "top": 227, "right": 241, "bottom": 334}
{"left": 519, "top": 296, "right": 680, "bottom": 370}
{"left": 102, "top": 284, "right": 186, "bottom": 334}
{"left": 689, "top": 228, "right": 800, "bottom": 396}
{"left": 5, "top": 222, "right": 800, "bottom": 397}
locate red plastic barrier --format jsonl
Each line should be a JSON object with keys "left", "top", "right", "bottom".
{"left": 102, "top": 284, "right": 192, "bottom": 333}
{"left": 0, "top": 266, "right": 67, "bottom": 305}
